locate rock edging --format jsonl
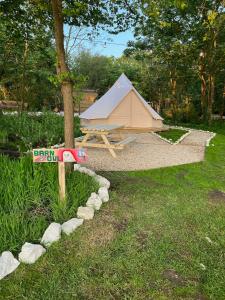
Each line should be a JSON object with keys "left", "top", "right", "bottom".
{"left": 0, "top": 165, "right": 110, "bottom": 281}
{"left": 169, "top": 125, "right": 216, "bottom": 147}
{"left": 152, "top": 129, "right": 192, "bottom": 145}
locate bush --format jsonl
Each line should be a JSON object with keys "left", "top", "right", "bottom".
{"left": 0, "top": 112, "right": 81, "bottom": 152}
{"left": 163, "top": 103, "right": 199, "bottom": 124}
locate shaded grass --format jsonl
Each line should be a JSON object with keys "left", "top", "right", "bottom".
{"left": 0, "top": 112, "right": 81, "bottom": 152}
{"left": 0, "top": 111, "right": 96, "bottom": 254}
{"left": 0, "top": 155, "right": 98, "bottom": 254}
{"left": 0, "top": 123, "right": 225, "bottom": 299}
{"left": 165, "top": 119, "right": 225, "bottom": 135}
{"left": 157, "top": 128, "right": 188, "bottom": 143}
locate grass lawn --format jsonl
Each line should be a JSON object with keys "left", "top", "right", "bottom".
{"left": 165, "top": 120, "right": 225, "bottom": 135}
{"left": 0, "top": 122, "right": 225, "bottom": 299}
{"left": 157, "top": 128, "right": 188, "bottom": 143}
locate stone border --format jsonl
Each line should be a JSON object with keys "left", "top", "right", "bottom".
{"left": 169, "top": 125, "right": 216, "bottom": 147}
{"left": 152, "top": 128, "right": 192, "bottom": 145}
{"left": 205, "top": 133, "right": 217, "bottom": 147}
{"left": 0, "top": 166, "right": 110, "bottom": 280}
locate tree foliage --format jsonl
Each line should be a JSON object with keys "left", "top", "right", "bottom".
{"left": 125, "top": 0, "right": 225, "bottom": 123}
{"left": 72, "top": 51, "right": 143, "bottom": 97}
{"left": 0, "top": 0, "right": 224, "bottom": 125}
{"left": 0, "top": 1, "right": 58, "bottom": 109}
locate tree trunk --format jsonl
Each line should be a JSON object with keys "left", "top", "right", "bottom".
{"left": 0, "top": 85, "right": 10, "bottom": 101}
{"left": 169, "top": 72, "right": 178, "bottom": 121}
{"left": 199, "top": 53, "right": 207, "bottom": 122}
{"left": 220, "top": 85, "right": 225, "bottom": 119}
{"left": 207, "top": 74, "right": 214, "bottom": 125}
{"left": 201, "top": 75, "right": 207, "bottom": 122}
{"left": 51, "top": 0, "right": 74, "bottom": 149}
{"left": 20, "top": 39, "right": 29, "bottom": 112}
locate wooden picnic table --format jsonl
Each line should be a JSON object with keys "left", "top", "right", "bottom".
{"left": 75, "top": 124, "right": 136, "bottom": 158}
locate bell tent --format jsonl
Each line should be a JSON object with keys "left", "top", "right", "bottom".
{"left": 80, "top": 74, "right": 163, "bottom": 129}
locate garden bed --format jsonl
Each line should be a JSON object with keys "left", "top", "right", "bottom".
{"left": 0, "top": 155, "right": 98, "bottom": 254}
{"left": 156, "top": 128, "right": 189, "bottom": 144}
{"left": 0, "top": 112, "right": 81, "bottom": 155}
{"left": 0, "top": 112, "right": 97, "bottom": 254}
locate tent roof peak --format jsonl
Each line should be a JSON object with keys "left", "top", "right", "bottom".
{"left": 116, "top": 73, "right": 132, "bottom": 86}
{"left": 80, "top": 74, "right": 163, "bottom": 121}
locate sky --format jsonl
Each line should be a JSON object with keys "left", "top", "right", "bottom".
{"left": 65, "top": 26, "right": 135, "bottom": 58}
{"left": 85, "top": 30, "right": 134, "bottom": 57}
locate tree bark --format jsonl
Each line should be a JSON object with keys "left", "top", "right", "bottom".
{"left": 20, "top": 39, "right": 29, "bottom": 111}
{"left": 0, "top": 85, "right": 10, "bottom": 101}
{"left": 220, "top": 85, "right": 225, "bottom": 119}
{"left": 207, "top": 74, "right": 214, "bottom": 125}
{"left": 169, "top": 71, "right": 178, "bottom": 121}
{"left": 200, "top": 74, "right": 207, "bottom": 122}
{"left": 51, "top": 0, "right": 74, "bottom": 149}
{"left": 199, "top": 53, "right": 208, "bottom": 122}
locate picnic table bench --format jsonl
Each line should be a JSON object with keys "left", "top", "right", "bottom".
{"left": 75, "top": 124, "right": 136, "bottom": 158}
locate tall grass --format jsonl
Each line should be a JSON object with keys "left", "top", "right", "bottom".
{"left": 0, "top": 112, "right": 81, "bottom": 152}
{"left": 0, "top": 155, "right": 98, "bottom": 254}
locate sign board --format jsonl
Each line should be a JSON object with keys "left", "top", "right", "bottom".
{"left": 33, "top": 149, "right": 59, "bottom": 163}
{"left": 33, "top": 148, "right": 87, "bottom": 163}
{"left": 58, "top": 148, "right": 87, "bottom": 163}
{"left": 33, "top": 147, "right": 88, "bottom": 201}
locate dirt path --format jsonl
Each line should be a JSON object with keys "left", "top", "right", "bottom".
{"left": 83, "top": 130, "right": 214, "bottom": 171}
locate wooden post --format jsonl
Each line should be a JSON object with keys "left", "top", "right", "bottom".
{"left": 58, "top": 162, "right": 66, "bottom": 201}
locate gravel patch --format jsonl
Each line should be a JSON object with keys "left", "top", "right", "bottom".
{"left": 180, "top": 130, "right": 213, "bottom": 146}
{"left": 82, "top": 130, "right": 214, "bottom": 171}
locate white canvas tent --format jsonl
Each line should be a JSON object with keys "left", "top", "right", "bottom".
{"left": 80, "top": 74, "right": 163, "bottom": 129}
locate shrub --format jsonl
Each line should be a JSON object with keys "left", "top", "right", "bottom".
{"left": 0, "top": 112, "right": 81, "bottom": 152}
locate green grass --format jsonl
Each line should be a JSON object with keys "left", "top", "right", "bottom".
{"left": 0, "top": 112, "right": 81, "bottom": 152}
{"left": 0, "top": 155, "right": 98, "bottom": 254}
{"left": 165, "top": 119, "right": 225, "bottom": 135}
{"left": 157, "top": 128, "right": 188, "bottom": 143}
{"left": 0, "top": 121, "right": 225, "bottom": 299}
{"left": 0, "top": 112, "right": 95, "bottom": 254}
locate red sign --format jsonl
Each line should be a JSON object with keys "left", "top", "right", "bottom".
{"left": 33, "top": 148, "right": 87, "bottom": 163}
{"left": 58, "top": 148, "right": 87, "bottom": 163}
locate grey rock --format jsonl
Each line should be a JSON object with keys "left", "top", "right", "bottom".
{"left": 98, "top": 187, "right": 109, "bottom": 203}
{"left": 0, "top": 251, "right": 20, "bottom": 280}
{"left": 41, "top": 222, "right": 61, "bottom": 247}
{"left": 86, "top": 193, "right": 102, "bottom": 210}
{"left": 62, "top": 218, "right": 84, "bottom": 235}
{"left": 19, "top": 243, "right": 46, "bottom": 264}
{"left": 77, "top": 206, "right": 94, "bottom": 220}
{"left": 94, "top": 175, "right": 110, "bottom": 189}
